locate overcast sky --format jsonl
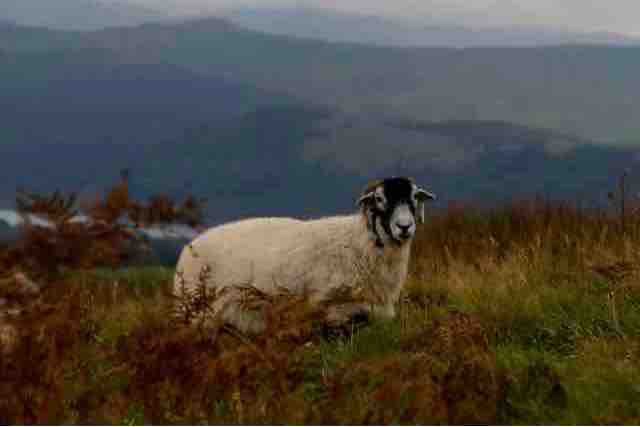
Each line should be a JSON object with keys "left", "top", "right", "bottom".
{"left": 125, "top": 0, "right": 640, "bottom": 36}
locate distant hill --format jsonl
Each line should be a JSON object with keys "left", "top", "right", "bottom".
{"left": 3, "top": 105, "right": 637, "bottom": 222}
{"left": 224, "top": 7, "right": 640, "bottom": 48}
{"left": 0, "top": 0, "right": 169, "bottom": 30}
{"left": 68, "top": 18, "right": 640, "bottom": 142}
{"left": 134, "top": 110, "right": 640, "bottom": 220}
{"left": 2, "top": 19, "right": 640, "bottom": 222}
{"left": 0, "top": 48, "right": 294, "bottom": 148}
{"left": 3, "top": 19, "right": 640, "bottom": 141}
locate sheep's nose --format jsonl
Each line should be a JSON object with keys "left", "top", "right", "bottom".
{"left": 396, "top": 222, "right": 413, "bottom": 235}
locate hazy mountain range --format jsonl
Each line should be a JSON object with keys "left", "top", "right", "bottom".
{"left": 9, "top": 15, "right": 636, "bottom": 143}
{"left": 4, "top": 1, "right": 639, "bottom": 46}
{"left": 2, "top": 15, "right": 640, "bottom": 220}
{"left": 224, "top": 7, "right": 640, "bottom": 48}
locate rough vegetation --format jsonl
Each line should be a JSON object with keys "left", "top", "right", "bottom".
{"left": 2, "top": 187, "right": 640, "bottom": 424}
{"left": 1, "top": 174, "right": 205, "bottom": 278}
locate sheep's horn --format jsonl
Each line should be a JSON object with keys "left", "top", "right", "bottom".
{"left": 415, "top": 188, "right": 436, "bottom": 201}
{"left": 357, "top": 191, "right": 375, "bottom": 207}
{"left": 414, "top": 186, "right": 436, "bottom": 224}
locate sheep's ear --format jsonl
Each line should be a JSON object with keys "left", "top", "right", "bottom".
{"left": 357, "top": 191, "right": 375, "bottom": 208}
{"left": 414, "top": 187, "right": 436, "bottom": 224}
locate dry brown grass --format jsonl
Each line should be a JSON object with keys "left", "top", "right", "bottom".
{"left": 2, "top": 193, "right": 640, "bottom": 424}
{"left": 3, "top": 176, "right": 205, "bottom": 279}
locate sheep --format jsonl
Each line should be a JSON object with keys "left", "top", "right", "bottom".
{"left": 173, "top": 177, "right": 436, "bottom": 333}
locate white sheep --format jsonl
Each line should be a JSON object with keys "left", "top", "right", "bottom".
{"left": 173, "top": 177, "right": 436, "bottom": 333}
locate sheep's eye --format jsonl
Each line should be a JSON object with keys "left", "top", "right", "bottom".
{"left": 375, "top": 196, "right": 384, "bottom": 204}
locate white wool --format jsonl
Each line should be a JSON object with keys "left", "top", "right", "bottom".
{"left": 173, "top": 213, "right": 413, "bottom": 332}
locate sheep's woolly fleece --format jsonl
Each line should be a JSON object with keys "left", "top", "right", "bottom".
{"left": 174, "top": 213, "right": 412, "bottom": 332}
{"left": 174, "top": 177, "right": 435, "bottom": 333}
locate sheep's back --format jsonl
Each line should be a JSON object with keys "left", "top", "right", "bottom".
{"left": 174, "top": 215, "right": 367, "bottom": 295}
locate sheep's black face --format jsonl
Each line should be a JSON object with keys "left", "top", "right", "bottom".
{"left": 358, "top": 177, "right": 436, "bottom": 247}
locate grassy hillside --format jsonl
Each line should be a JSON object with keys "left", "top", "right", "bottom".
{"left": 2, "top": 201, "right": 640, "bottom": 424}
